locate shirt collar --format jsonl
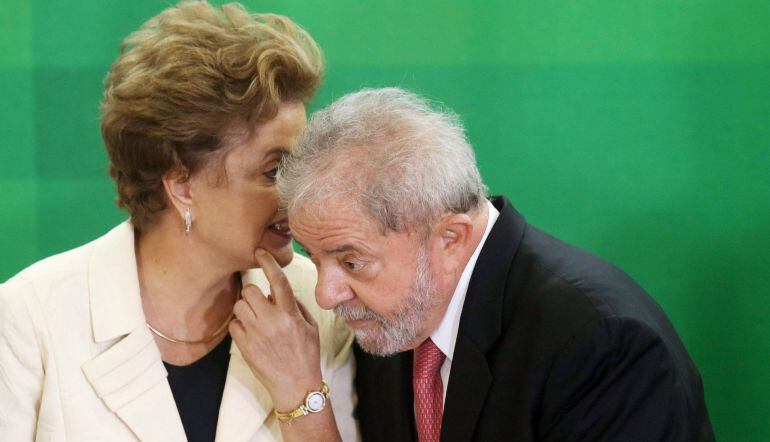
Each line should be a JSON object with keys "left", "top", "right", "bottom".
{"left": 430, "top": 199, "right": 500, "bottom": 360}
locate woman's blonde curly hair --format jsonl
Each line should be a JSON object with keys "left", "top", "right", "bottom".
{"left": 100, "top": 1, "right": 323, "bottom": 230}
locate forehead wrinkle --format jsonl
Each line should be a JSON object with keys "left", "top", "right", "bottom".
{"left": 315, "top": 233, "right": 376, "bottom": 257}
{"left": 290, "top": 215, "right": 378, "bottom": 258}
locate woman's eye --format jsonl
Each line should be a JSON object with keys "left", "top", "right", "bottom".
{"left": 263, "top": 168, "right": 278, "bottom": 180}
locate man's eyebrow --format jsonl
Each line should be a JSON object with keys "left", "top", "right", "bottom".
{"left": 324, "top": 245, "right": 359, "bottom": 254}
{"left": 295, "top": 241, "right": 360, "bottom": 256}
{"left": 263, "top": 146, "right": 290, "bottom": 159}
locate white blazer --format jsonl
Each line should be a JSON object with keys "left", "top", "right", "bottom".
{"left": 0, "top": 222, "right": 358, "bottom": 441}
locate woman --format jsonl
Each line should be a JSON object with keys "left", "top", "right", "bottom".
{"left": 0, "top": 2, "right": 356, "bottom": 441}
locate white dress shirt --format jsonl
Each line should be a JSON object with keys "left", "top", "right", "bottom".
{"left": 430, "top": 200, "right": 500, "bottom": 405}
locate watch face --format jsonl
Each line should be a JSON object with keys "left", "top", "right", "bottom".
{"left": 306, "top": 392, "right": 326, "bottom": 412}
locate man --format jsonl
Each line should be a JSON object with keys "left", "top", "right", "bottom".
{"left": 277, "top": 88, "right": 714, "bottom": 441}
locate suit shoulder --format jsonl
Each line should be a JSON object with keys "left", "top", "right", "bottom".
{"left": 503, "top": 224, "right": 700, "bottom": 384}
{"left": 515, "top": 225, "right": 666, "bottom": 324}
{"left": 540, "top": 314, "right": 711, "bottom": 440}
{"left": 520, "top": 225, "right": 636, "bottom": 294}
{"left": 501, "top": 224, "right": 691, "bottom": 369}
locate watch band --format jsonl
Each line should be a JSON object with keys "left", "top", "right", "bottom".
{"left": 274, "top": 381, "right": 330, "bottom": 424}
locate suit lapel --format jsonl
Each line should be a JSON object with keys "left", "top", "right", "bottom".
{"left": 441, "top": 333, "right": 493, "bottom": 442}
{"left": 354, "top": 344, "right": 417, "bottom": 442}
{"left": 214, "top": 342, "right": 275, "bottom": 441}
{"left": 82, "top": 222, "right": 186, "bottom": 441}
{"left": 393, "top": 350, "right": 418, "bottom": 442}
{"left": 441, "top": 197, "right": 526, "bottom": 442}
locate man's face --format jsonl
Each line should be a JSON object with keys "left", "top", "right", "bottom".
{"left": 289, "top": 203, "right": 441, "bottom": 356}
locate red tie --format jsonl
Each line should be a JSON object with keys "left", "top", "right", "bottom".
{"left": 413, "top": 338, "right": 446, "bottom": 442}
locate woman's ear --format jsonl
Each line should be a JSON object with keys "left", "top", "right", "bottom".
{"left": 161, "top": 168, "right": 193, "bottom": 219}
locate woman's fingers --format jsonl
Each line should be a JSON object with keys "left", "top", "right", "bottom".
{"left": 296, "top": 300, "right": 317, "bottom": 328}
{"left": 228, "top": 262, "right": 324, "bottom": 409}
{"left": 254, "top": 248, "right": 298, "bottom": 312}
{"left": 233, "top": 299, "right": 256, "bottom": 325}
{"left": 240, "top": 283, "right": 271, "bottom": 315}
{"left": 228, "top": 317, "right": 247, "bottom": 340}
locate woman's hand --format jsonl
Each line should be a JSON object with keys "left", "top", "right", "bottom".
{"left": 229, "top": 248, "right": 324, "bottom": 411}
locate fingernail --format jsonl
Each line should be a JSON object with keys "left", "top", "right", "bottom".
{"left": 255, "top": 248, "right": 266, "bottom": 256}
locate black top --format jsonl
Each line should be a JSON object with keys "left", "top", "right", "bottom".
{"left": 164, "top": 335, "right": 232, "bottom": 442}
{"left": 353, "top": 196, "right": 714, "bottom": 442}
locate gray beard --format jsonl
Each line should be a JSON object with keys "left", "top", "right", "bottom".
{"left": 333, "top": 247, "right": 435, "bottom": 356}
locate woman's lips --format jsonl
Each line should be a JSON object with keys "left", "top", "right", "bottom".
{"left": 267, "top": 220, "right": 292, "bottom": 239}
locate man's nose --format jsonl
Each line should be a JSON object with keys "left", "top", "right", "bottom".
{"left": 315, "top": 267, "right": 354, "bottom": 310}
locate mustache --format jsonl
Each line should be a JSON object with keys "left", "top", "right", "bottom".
{"left": 334, "top": 302, "right": 386, "bottom": 323}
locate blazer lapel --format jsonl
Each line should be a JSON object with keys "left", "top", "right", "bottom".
{"left": 215, "top": 342, "right": 275, "bottom": 441}
{"left": 82, "top": 222, "right": 186, "bottom": 441}
{"left": 441, "top": 197, "right": 526, "bottom": 442}
{"left": 213, "top": 270, "right": 280, "bottom": 441}
{"left": 82, "top": 327, "right": 186, "bottom": 441}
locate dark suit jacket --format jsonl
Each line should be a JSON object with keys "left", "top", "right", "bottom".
{"left": 354, "top": 196, "right": 714, "bottom": 441}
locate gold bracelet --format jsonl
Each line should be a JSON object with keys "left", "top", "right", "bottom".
{"left": 274, "top": 381, "right": 330, "bottom": 425}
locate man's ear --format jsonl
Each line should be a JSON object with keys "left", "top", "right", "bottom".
{"left": 431, "top": 213, "right": 474, "bottom": 274}
{"left": 161, "top": 168, "right": 193, "bottom": 220}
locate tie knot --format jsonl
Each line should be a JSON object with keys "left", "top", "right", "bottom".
{"left": 413, "top": 338, "right": 445, "bottom": 378}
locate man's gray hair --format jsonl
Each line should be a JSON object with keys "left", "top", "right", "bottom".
{"left": 278, "top": 87, "right": 487, "bottom": 233}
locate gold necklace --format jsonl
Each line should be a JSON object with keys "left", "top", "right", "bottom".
{"left": 144, "top": 275, "right": 241, "bottom": 345}
{"left": 146, "top": 312, "right": 234, "bottom": 345}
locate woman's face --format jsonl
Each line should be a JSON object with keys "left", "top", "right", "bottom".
{"left": 188, "top": 101, "right": 307, "bottom": 270}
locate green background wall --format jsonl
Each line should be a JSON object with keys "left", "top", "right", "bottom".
{"left": 1, "top": 0, "right": 768, "bottom": 439}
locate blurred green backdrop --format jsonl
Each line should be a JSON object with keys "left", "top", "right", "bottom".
{"left": 1, "top": 0, "right": 768, "bottom": 439}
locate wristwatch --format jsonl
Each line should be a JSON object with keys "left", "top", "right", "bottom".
{"left": 274, "top": 381, "right": 330, "bottom": 424}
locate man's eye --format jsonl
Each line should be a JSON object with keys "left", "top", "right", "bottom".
{"left": 264, "top": 168, "right": 278, "bottom": 180}
{"left": 345, "top": 261, "right": 364, "bottom": 271}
